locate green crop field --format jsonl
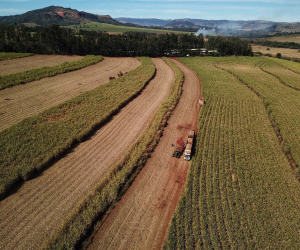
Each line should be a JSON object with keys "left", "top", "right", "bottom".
{"left": 165, "top": 57, "right": 300, "bottom": 249}
{"left": 217, "top": 56, "right": 300, "bottom": 167}
{"left": 66, "top": 22, "right": 189, "bottom": 34}
{"left": 0, "top": 52, "right": 34, "bottom": 61}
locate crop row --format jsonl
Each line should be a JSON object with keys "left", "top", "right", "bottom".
{"left": 0, "top": 55, "right": 103, "bottom": 90}
{"left": 259, "top": 57, "right": 300, "bottom": 91}
{"left": 0, "top": 52, "right": 34, "bottom": 61}
{"left": 0, "top": 57, "right": 155, "bottom": 198}
{"left": 43, "top": 57, "right": 184, "bottom": 249}
{"left": 165, "top": 57, "right": 300, "bottom": 249}
{"left": 267, "top": 56, "right": 300, "bottom": 74}
{"left": 217, "top": 56, "right": 300, "bottom": 170}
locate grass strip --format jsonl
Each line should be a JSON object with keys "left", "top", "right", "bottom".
{"left": 0, "top": 57, "right": 154, "bottom": 198}
{"left": 0, "top": 52, "right": 34, "bottom": 61}
{"left": 42, "top": 57, "right": 184, "bottom": 249}
{"left": 0, "top": 55, "right": 103, "bottom": 90}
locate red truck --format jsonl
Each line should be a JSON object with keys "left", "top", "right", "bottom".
{"left": 172, "top": 137, "right": 186, "bottom": 158}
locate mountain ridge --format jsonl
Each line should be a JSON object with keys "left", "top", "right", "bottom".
{"left": 0, "top": 6, "right": 120, "bottom": 26}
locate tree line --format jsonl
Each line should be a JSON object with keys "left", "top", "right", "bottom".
{"left": 0, "top": 24, "right": 252, "bottom": 56}
{"left": 253, "top": 40, "right": 300, "bottom": 50}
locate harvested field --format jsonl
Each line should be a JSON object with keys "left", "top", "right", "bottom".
{"left": 0, "top": 58, "right": 174, "bottom": 250}
{"left": 0, "top": 54, "right": 82, "bottom": 76}
{"left": 88, "top": 59, "right": 202, "bottom": 249}
{"left": 252, "top": 44, "right": 300, "bottom": 59}
{"left": 0, "top": 57, "right": 140, "bottom": 131}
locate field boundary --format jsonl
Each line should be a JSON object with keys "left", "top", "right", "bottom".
{"left": 42, "top": 57, "right": 184, "bottom": 249}
{"left": 268, "top": 58, "right": 300, "bottom": 75}
{"left": 259, "top": 64, "right": 300, "bottom": 91}
{"left": 0, "top": 52, "right": 34, "bottom": 61}
{"left": 0, "top": 55, "right": 103, "bottom": 90}
{"left": 0, "top": 57, "right": 155, "bottom": 200}
{"left": 215, "top": 65, "right": 300, "bottom": 180}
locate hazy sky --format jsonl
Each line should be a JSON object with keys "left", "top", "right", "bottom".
{"left": 0, "top": 0, "right": 299, "bottom": 22}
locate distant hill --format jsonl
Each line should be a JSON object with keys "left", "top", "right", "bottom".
{"left": 1, "top": 6, "right": 299, "bottom": 36}
{"left": 276, "top": 22, "right": 300, "bottom": 32}
{"left": 165, "top": 20, "right": 198, "bottom": 29}
{"left": 115, "top": 17, "right": 170, "bottom": 27}
{"left": 0, "top": 6, "right": 120, "bottom": 26}
{"left": 117, "top": 17, "right": 283, "bottom": 36}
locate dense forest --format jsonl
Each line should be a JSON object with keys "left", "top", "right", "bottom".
{"left": 0, "top": 25, "right": 252, "bottom": 56}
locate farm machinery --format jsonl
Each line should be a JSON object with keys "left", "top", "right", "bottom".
{"left": 172, "top": 138, "right": 186, "bottom": 158}
{"left": 184, "top": 130, "right": 195, "bottom": 161}
{"left": 172, "top": 130, "right": 195, "bottom": 161}
{"left": 109, "top": 71, "right": 123, "bottom": 81}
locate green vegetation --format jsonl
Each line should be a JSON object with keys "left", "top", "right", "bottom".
{"left": 67, "top": 22, "right": 188, "bottom": 34}
{"left": 216, "top": 57, "right": 300, "bottom": 167}
{"left": 0, "top": 55, "right": 103, "bottom": 90}
{"left": 259, "top": 57, "right": 300, "bottom": 90}
{"left": 1, "top": 25, "right": 251, "bottom": 57}
{"left": 43, "top": 58, "right": 184, "bottom": 249}
{"left": 0, "top": 52, "right": 33, "bottom": 61}
{"left": 254, "top": 39, "right": 300, "bottom": 49}
{"left": 165, "top": 57, "right": 300, "bottom": 249}
{"left": 0, "top": 57, "right": 154, "bottom": 198}
{"left": 266, "top": 56, "right": 300, "bottom": 74}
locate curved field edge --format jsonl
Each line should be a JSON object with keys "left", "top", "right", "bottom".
{"left": 214, "top": 57, "right": 300, "bottom": 174}
{"left": 0, "top": 57, "right": 155, "bottom": 199}
{"left": 0, "top": 55, "right": 103, "bottom": 90}
{"left": 217, "top": 65, "right": 300, "bottom": 177}
{"left": 164, "top": 57, "right": 300, "bottom": 249}
{"left": 42, "top": 57, "right": 184, "bottom": 249}
{"left": 258, "top": 57, "right": 300, "bottom": 91}
{"left": 0, "top": 52, "right": 34, "bottom": 61}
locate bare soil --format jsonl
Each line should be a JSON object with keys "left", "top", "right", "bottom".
{"left": 0, "top": 54, "right": 83, "bottom": 76}
{"left": 0, "top": 57, "right": 140, "bottom": 131}
{"left": 0, "top": 58, "right": 174, "bottom": 250}
{"left": 88, "top": 59, "right": 202, "bottom": 249}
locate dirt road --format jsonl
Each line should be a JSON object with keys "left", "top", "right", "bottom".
{"left": 0, "top": 57, "right": 140, "bottom": 131}
{"left": 0, "top": 54, "right": 83, "bottom": 76}
{"left": 88, "top": 59, "right": 202, "bottom": 249}
{"left": 0, "top": 58, "right": 174, "bottom": 250}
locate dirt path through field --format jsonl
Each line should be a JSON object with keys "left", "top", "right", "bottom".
{"left": 0, "top": 58, "right": 174, "bottom": 250}
{"left": 0, "top": 54, "right": 83, "bottom": 76}
{"left": 88, "top": 59, "right": 202, "bottom": 249}
{"left": 0, "top": 57, "right": 140, "bottom": 131}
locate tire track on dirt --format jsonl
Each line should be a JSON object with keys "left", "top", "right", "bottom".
{"left": 0, "top": 57, "right": 140, "bottom": 131}
{"left": 0, "top": 54, "right": 83, "bottom": 76}
{"left": 0, "top": 58, "right": 174, "bottom": 250}
{"left": 88, "top": 59, "right": 202, "bottom": 249}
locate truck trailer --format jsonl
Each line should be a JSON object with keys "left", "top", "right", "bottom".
{"left": 184, "top": 130, "right": 195, "bottom": 161}
{"left": 173, "top": 138, "right": 186, "bottom": 158}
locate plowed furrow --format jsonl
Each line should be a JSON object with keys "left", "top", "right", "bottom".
{"left": 0, "top": 57, "right": 140, "bottom": 131}
{"left": 0, "top": 58, "right": 173, "bottom": 250}
{"left": 88, "top": 59, "right": 202, "bottom": 250}
{"left": 0, "top": 54, "right": 83, "bottom": 76}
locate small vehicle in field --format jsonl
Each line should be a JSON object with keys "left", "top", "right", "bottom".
{"left": 172, "top": 138, "right": 186, "bottom": 158}
{"left": 184, "top": 130, "right": 195, "bottom": 161}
